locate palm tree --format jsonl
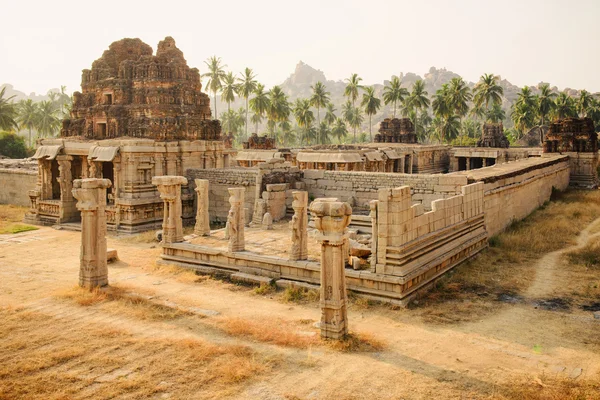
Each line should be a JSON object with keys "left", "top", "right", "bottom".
{"left": 473, "top": 73, "right": 504, "bottom": 114}
{"left": 324, "top": 102, "right": 336, "bottom": 127}
{"left": 554, "top": 92, "right": 577, "bottom": 120}
{"left": 486, "top": 103, "right": 506, "bottom": 123}
{"left": 250, "top": 113, "right": 263, "bottom": 133}
{"left": 586, "top": 98, "right": 600, "bottom": 128}
{"left": 317, "top": 122, "right": 331, "bottom": 145}
{"left": 350, "top": 106, "right": 364, "bottom": 141}
{"left": 293, "top": 98, "right": 315, "bottom": 145}
{"left": 361, "top": 86, "right": 381, "bottom": 141}
{"left": 511, "top": 102, "right": 536, "bottom": 139}
{"left": 202, "top": 56, "right": 227, "bottom": 119}
{"left": 0, "top": 87, "right": 18, "bottom": 132}
{"left": 266, "top": 86, "right": 290, "bottom": 137}
{"left": 237, "top": 68, "right": 257, "bottom": 139}
{"left": 536, "top": 83, "right": 557, "bottom": 126}
{"left": 382, "top": 75, "right": 409, "bottom": 118}
{"left": 220, "top": 72, "right": 238, "bottom": 115}
{"left": 406, "top": 80, "right": 430, "bottom": 139}
{"left": 310, "top": 81, "right": 330, "bottom": 127}
{"left": 331, "top": 117, "right": 348, "bottom": 143}
{"left": 17, "top": 99, "right": 39, "bottom": 147}
{"left": 279, "top": 119, "right": 295, "bottom": 146}
{"left": 432, "top": 84, "right": 452, "bottom": 143}
{"left": 577, "top": 90, "right": 593, "bottom": 118}
{"left": 36, "top": 100, "right": 60, "bottom": 138}
{"left": 249, "top": 83, "right": 269, "bottom": 134}
{"left": 344, "top": 73, "right": 363, "bottom": 141}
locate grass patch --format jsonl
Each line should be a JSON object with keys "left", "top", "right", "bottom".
{"left": 253, "top": 282, "right": 277, "bottom": 296}
{"left": 566, "top": 237, "right": 600, "bottom": 269}
{"left": 496, "top": 375, "right": 600, "bottom": 400}
{"left": 415, "top": 190, "right": 600, "bottom": 324}
{"left": 281, "top": 286, "right": 319, "bottom": 304}
{"left": 218, "top": 317, "right": 319, "bottom": 348}
{"left": 0, "top": 204, "right": 36, "bottom": 234}
{"left": 55, "top": 285, "right": 192, "bottom": 321}
{"left": 325, "top": 332, "right": 386, "bottom": 353}
{"left": 0, "top": 223, "right": 38, "bottom": 234}
{"left": 0, "top": 307, "right": 273, "bottom": 399}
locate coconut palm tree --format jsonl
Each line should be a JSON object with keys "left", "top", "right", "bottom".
{"left": 220, "top": 72, "right": 238, "bottom": 115}
{"left": 250, "top": 113, "right": 263, "bottom": 133}
{"left": 0, "top": 87, "right": 18, "bottom": 132}
{"left": 361, "top": 86, "right": 381, "bottom": 141}
{"left": 317, "top": 122, "right": 331, "bottom": 145}
{"left": 310, "top": 81, "right": 330, "bottom": 127}
{"left": 577, "top": 90, "right": 593, "bottom": 118}
{"left": 473, "top": 73, "right": 504, "bottom": 113}
{"left": 237, "top": 68, "right": 257, "bottom": 139}
{"left": 586, "top": 98, "right": 600, "bottom": 128}
{"left": 553, "top": 92, "right": 577, "bottom": 120}
{"left": 432, "top": 84, "right": 452, "bottom": 143}
{"left": 36, "top": 100, "right": 60, "bottom": 138}
{"left": 17, "top": 99, "right": 39, "bottom": 147}
{"left": 536, "top": 83, "right": 557, "bottom": 126}
{"left": 344, "top": 73, "right": 363, "bottom": 141}
{"left": 324, "top": 102, "right": 336, "bottom": 127}
{"left": 406, "top": 80, "right": 430, "bottom": 139}
{"left": 331, "top": 117, "right": 348, "bottom": 143}
{"left": 486, "top": 103, "right": 506, "bottom": 124}
{"left": 249, "top": 83, "right": 269, "bottom": 134}
{"left": 266, "top": 86, "right": 290, "bottom": 137}
{"left": 383, "top": 75, "right": 409, "bottom": 118}
{"left": 293, "top": 98, "right": 315, "bottom": 145}
{"left": 350, "top": 106, "right": 364, "bottom": 142}
{"left": 202, "top": 56, "right": 227, "bottom": 119}
{"left": 511, "top": 102, "right": 536, "bottom": 139}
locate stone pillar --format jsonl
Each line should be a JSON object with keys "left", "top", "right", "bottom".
{"left": 227, "top": 187, "right": 245, "bottom": 252}
{"left": 399, "top": 156, "right": 405, "bottom": 174}
{"left": 309, "top": 198, "right": 352, "bottom": 340}
{"left": 194, "top": 179, "right": 210, "bottom": 236}
{"left": 290, "top": 191, "right": 308, "bottom": 261}
{"left": 152, "top": 176, "right": 187, "bottom": 244}
{"left": 409, "top": 153, "right": 414, "bottom": 174}
{"left": 369, "top": 200, "right": 378, "bottom": 272}
{"left": 57, "top": 155, "right": 77, "bottom": 222}
{"left": 483, "top": 158, "right": 488, "bottom": 167}
{"left": 72, "top": 178, "right": 112, "bottom": 289}
{"left": 466, "top": 157, "right": 471, "bottom": 171}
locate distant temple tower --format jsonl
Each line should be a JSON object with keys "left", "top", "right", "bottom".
{"left": 477, "top": 122, "right": 509, "bottom": 148}
{"left": 375, "top": 118, "right": 417, "bottom": 143}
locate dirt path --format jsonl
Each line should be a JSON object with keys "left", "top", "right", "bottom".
{"left": 1, "top": 226, "right": 599, "bottom": 399}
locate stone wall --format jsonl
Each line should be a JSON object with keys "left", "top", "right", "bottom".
{"left": 0, "top": 168, "right": 37, "bottom": 207}
{"left": 187, "top": 169, "right": 258, "bottom": 222}
{"left": 302, "top": 170, "right": 467, "bottom": 211}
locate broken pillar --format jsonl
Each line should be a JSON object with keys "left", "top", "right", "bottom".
{"left": 194, "top": 179, "right": 210, "bottom": 236}
{"left": 262, "top": 212, "right": 273, "bottom": 230}
{"left": 72, "top": 178, "right": 112, "bottom": 289}
{"left": 290, "top": 191, "right": 308, "bottom": 261}
{"left": 152, "top": 175, "right": 187, "bottom": 244}
{"left": 227, "top": 187, "right": 245, "bottom": 252}
{"left": 309, "top": 198, "right": 352, "bottom": 340}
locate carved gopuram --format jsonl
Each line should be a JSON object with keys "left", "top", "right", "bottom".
{"left": 477, "top": 122, "right": 509, "bottom": 148}
{"left": 72, "top": 178, "right": 112, "bottom": 289}
{"left": 544, "top": 117, "right": 598, "bottom": 188}
{"left": 227, "top": 188, "right": 245, "bottom": 252}
{"left": 153, "top": 176, "right": 187, "bottom": 243}
{"left": 375, "top": 118, "right": 417, "bottom": 143}
{"left": 290, "top": 191, "right": 308, "bottom": 261}
{"left": 25, "top": 37, "right": 234, "bottom": 232}
{"left": 194, "top": 179, "right": 211, "bottom": 236}
{"left": 310, "top": 198, "right": 352, "bottom": 340}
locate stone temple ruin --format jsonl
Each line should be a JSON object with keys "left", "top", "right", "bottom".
{"left": 2, "top": 37, "right": 600, "bottom": 337}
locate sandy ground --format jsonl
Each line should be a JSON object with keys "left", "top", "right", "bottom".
{"left": 1, "top": 223, "right": 599, "bottom": 399}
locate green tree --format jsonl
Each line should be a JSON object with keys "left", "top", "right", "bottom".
{"left": 361, "top": 86, "right": 381, "bottom": 141}
{"left": 220, "top": 72, "right": 238, "bottom": 114}
{"left": 202, "top": 56, "right": 227, "bottom": 119}
{"left": 310, "top": 81, "right": 330, "bottom": 127}
{"left": 221, "top": 107, "right": 246, "bottom": 136}
{"left": 249, "top": 83, "right": 269, "bottom": 134}
{"left": 331, "top": 117, "right": 348, "bottom": 143}
{"left": 0, "top": 87, "right": 18, "bottom": 132}
{"left": 36, "top": 100, "right": 60, "bottom": 138}
{"left": 511, "top": 102, "right": 536, "bottom": 139}
{"left": 344, "top": 73, "right": 363, "bottom": 141}
{"left": 17, "top": 99, "right": 39, "bottom": 147}
{"left": 382, "top": 75, "right": 409, "bottom": 118}
{"left": 0, "top": 131, "right": 29, "bottom": 158}
{"left": 317, "top": 121, "right": 331, "bottom": 145}
{"left": 406, "top": 80, "right": 430, "bottom": 140}
{"left": 577, "top": 90, "right": 593, "bottom": 118}
{"left": 266, "top": 86, "right": 290, "bottom": 138}
{"left": 536, "top": 83, "right": 557, "bottom": 126}
{"left": 553, "top": 92, "right": 577, "bottom": 120}
{"left": 324, "top": 102, "right": 337, "bottom": 127}
{"left": 586, "top": 98, "right": 600, "bottom": 130}
{"left": 236, "top": 68, "right": 257, "bottom": 139}
{"left": 293, "top": 98, "right": 315, "bottom": 145}
{"left": 349, "top": 106, "right": 364, "bottom": 141}
{"left": 486, "top": 103, "right": 506, "bottom": 123}
{"left": 473, "top": 73, "right": 504, "bottom": 114}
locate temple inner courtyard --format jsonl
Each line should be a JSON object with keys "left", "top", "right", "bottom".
{"left": 1, "top": 196, "right": 599, "bottom": 399}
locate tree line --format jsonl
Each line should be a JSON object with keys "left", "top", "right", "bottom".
{"left": 204, "top": 56, "right": 600, "bottom": 147}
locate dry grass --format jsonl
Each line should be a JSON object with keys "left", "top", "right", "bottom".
{"left": 494, "top": 374, "right": 600, "bottom": 400}
{"left": 55, "top": 285, "right": 192, "bottom": 321}
{"left": 325, "top": 332, "right": 386, "bottom": 353}
{"left": 415, "top": 190, "right": 600, "bottom": 324}
{"left": 150, "top": 262, "right": 207, "bottom": 283}
{"left": 217, "top": 317, "right": 320, "bottom": 349}
{"left": 566, "top": 236, "right": 600, "bottom": 270}
{"left": 253, "top": 282, "right": 278, "bottom": 295}
{"left": 281, "top": 286, "right": 320, "bottom": 304}
{"left": 0, "top": 306, "right": 273, "bottom": 400}
{"left": 0, "top": 204, "right": 37, "bottom": 234}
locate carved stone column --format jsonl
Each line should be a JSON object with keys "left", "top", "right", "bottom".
{"left": 57, "top": 155, "right": 78, "bottom": 222}
{"left": 369, "top": 200, "right": 378, "bottom": 272}
{"left": 290, "top": 191, "right": 308, "bottom": 261}
{"left": 194, "top": 179, "right": 210, "bottom": 236}
{"left": 152, "top": 176, "right": 187, "bottom": 244}
{"left": 227, "top": 187, "right": 245, "bottom": 252}
{"left": 309, "top": 198, "right": 352, "bottom": 340}
{"left": 72, "top": 178, "right": 112, "bottom": 289}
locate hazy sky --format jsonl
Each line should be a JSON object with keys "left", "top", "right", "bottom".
{"left": 2, "top": 0, "right": 600, "bottom": 95}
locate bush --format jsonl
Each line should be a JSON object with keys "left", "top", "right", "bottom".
{"left": 0, "top": 132, "right": 30, "bottom": 158}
